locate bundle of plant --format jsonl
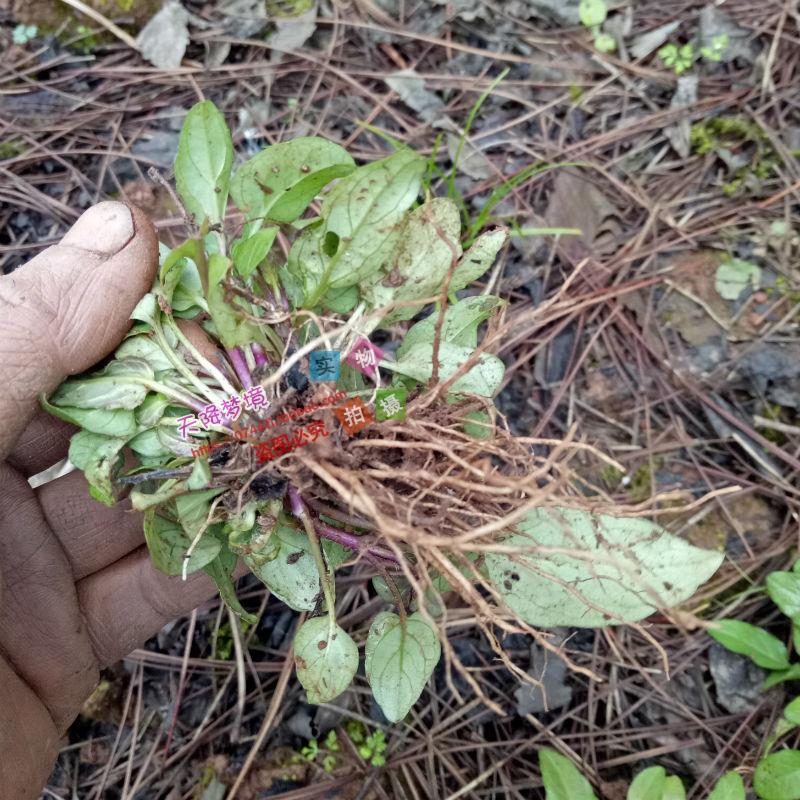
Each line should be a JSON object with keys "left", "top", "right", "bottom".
{"left": 43, "top": 101, "right": 725, "bottom": 721}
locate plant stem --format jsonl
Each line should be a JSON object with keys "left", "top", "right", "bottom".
{"left": 226, "top": 347, "right": 253, "bottom": 389}
{"left": 251, "top": 342, "right": 268, "bottom": 367}
{"left": 315, "top": 521, "right": 399, "bottom": 565}
{"left": 288, "top": 486, "right": 337, "bottom": 627}
{"left": 165, "top": 316, "right": 239, "bottom": 397}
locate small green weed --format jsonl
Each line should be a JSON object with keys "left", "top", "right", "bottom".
{"left": 579, "top": 0, "right": 616, "bottom": 54}
{"left": 295, "top": 724, "right": 387, "bottom": 773}
{"left": 12, "top": 24, "right": 38, "bottom": 45}
{"left": 690, "top": 116, "right": 778, "bottom": 196}
{"left": 659, "top": 34, "right": 728, "bottom": 75}
{"left": 539, "top": 748, "right": 744, "bottom": 798}
{"left": 707, "top": 556, "right": 800, "bottom": 798}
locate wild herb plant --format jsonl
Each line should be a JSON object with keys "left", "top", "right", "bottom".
{"left": 708, "top": 558, "right": 800, "bottom": 798}
{"left": 538, "top": 748, "right": 745, "bottom": 800}
{"left": 45, "top": 100, "right": 724, "bottom": 722}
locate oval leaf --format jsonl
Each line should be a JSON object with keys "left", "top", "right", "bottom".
{"left": 449, "top": 227, "right": 508, "bottom": 294}
{"left": 708, "top": 620, "right": 790, "bottom": 671}
{"left": 383, "top": 341, "right": 505, "bottom": 398}
{"left": 485, "top": 508, "right": 724, "bottom": 627}
{"left": 707, "top": 772, "right": 745, "bottom": 800}
{"left": 174, "top": 100, "right": 233, "bottom": 225}
{"left": 294, "top": 615, "right": 358, "bottom": 704}
{"left": 538, "top": 748, "right": 597, "bottom": 800}
{"left": 288, "top": 147, "right": 425, "bottom": 306}
{"left": 360, "top": 198, "right": 462, "bottom": 326}
{"left": 627, "top": 766, "right": 665, "bottom": 800}
{"left": 364, "top": 611, "right": 441, "bottom": 722}
{"left": 767, "top": 571, "right": 800, "bottom": 619}
{"left": 662, "top": 776, "right": 685, "bottom": 800}
{"left": 753, "top": 750, "right": 800, "bottom": 800}
{"left": 144, "top": 509, "right": 222, "bottom": 576}
{"left": 245, "top": 522, "right": 321, "bottom": 611}
{"left": 231, "top": 137, "right": 355, "bottom": 225}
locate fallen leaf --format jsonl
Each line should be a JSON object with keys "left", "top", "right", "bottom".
{"left": 544, "top": 170, "right": 623, "bottom": 264}
{"left": 665, "top": 75, "right": 698, "bottom": 158}
{"left": 630, "top": 20, "right": 681, "bottom": 60}
{"left": 268, "top": 4, "right": 317, "bottom": 57}
{"left": 385, "top": 69, "right": 444, "bottom": 122}
{"left": 136, "top": 1, "right": 190, "bottom": 69}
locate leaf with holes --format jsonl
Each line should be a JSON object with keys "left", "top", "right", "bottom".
{"left": 485, "top": 508, "right": 723, "bottom": 627}
{"left": 294, "top": 615, "right": 358, "bottom": 704}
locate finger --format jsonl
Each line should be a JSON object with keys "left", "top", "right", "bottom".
{"left": 0, "top": 657, "right": 62, "bottom": 798}
{"left": 0, "top": 202, "right": 158, "bottom": 461}
{"left": 0, "top": 463, "right": 99, "bottom": 729}
{"left": 35, "top": 470, "right": 145, "bottom": 580}
{"left": 7, "top": 409, "right": 74, "bottom": 478}
{"left": 77, "top": 546, "right": 234, "bottom": 667}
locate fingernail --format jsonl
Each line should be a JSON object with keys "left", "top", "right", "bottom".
{"left": 61, "top": 202, "right": 134, "bottom": 255}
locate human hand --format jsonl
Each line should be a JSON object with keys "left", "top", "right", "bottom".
{"left": 0, "top": 203, "right": 224, "bottom": 799}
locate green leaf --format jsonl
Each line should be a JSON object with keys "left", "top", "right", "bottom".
{"left": 294, "top": 615, "right": 358, "bottom": 704}
{"left": 231, "top": 227, "right": 278, "bottom": 278}
{"left": 322, "top": 539, "right": 352, "bottom": 571}
{"left": 627, "top": 767, "right": 665, "bottom": 800}
{"left": 135, "top": 393, "right": 172, "bottom": 427}
{"left": 128, "top": 428, "right": 171, "bottom": 458}
{"left": 593, "top": 32, "right": 617, "bottom": 53}
{"left": 230, "top": 137, "right": 355, "bottom": 225}
{"left": 116, "top": 335, "right": 175, "bottom": 372}
{"left": 753, "top": 750, "right": 800, "bottom": 800}
{"left": 709, "top": 620, "right": 790, "bottom": 671}
{"left": 187, "top": 458, "right": 211, "bottom": 490}
{"left": 538, "top": 748, "right": 597, "bottom": 800}
{"left": 245, "top": 522, "right": 321, "bottom": 611}
{"left": 360, "top": 198, "right": 462, "bottom": 326}
{"left": 174, "top": 100, "right": 233, "bottom": 225}
{"left": 176, "top": 488, "right": 226, "bottom": 537}
{"left": 206, "top": 283, "right": 265, "bottom": 349}
{"left": 42, "top": 395, "right": 138, "bottom": 438}
{"left": 662, "top": 776, "right": 685, "bottom": 800}
{"left": 50, "top": 359, "right": 153, "bottom": 410}
{"left": 144, "top": 508, "right": 222, "bottom": 576}
{"left": 383, "top": 342, "right": 505, "bottom": 397}
{"left": 579, "top": 0, "right": 607, "bottom": 27}
{"left": 68, "top": 430, "right": 119, "bottom": 470}
{"left": 130, "top": 292, "right": 159, "bottom": 325}
{"left": 767, "top": 572, "right": 800, "bottom": 619}
{"left": 289, "top": 148, "right": 425, "bottom": 306}
{"left": 764, "top": 664, "right": 800, "bottom": 690}
{"left": 448, "top": 228, "right": 508, "bottom": 294}
{"left": 364, "top": 611, "right": 441, "bottom": 722}
{"left": 77, "top": 434, "right": 129, "bottom": 506}
{"left": 715, "top": 258, "right": 761, "bottom": 300}
{"left": 208, "top": 253, "right": 231, "bottom": 289}
{"left": 485, "top": 508, "right": 724, "bottom": 627}
{"left": 785, "top": 697, "right": 800, "bottom": 726}
{"left": 159, "top": 239, "right": 200, "bottom": 302}
{"left": 204, "top": 545, "right": 257, "bottom": 624}
{"left": 397, "top": 296, "right": 503, "bottom": 359}
{"left": 320, "top": 284, "right": 359, "bottom": 314}
{"left": 707, "top": 772, "right": 745, "bottom": 800}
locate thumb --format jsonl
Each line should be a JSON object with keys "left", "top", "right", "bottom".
{"left": 0, "top": 202, "right": 158, "bottom": 460}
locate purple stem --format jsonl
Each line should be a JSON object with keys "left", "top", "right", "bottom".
{"left": 287, "top": 485, "right": 399, "bottom": 565}
{"left": 251, "top": 342, "right": 268, "bottom": 367}
{"left": 226, "top": 347, "right": 253, "bottom": 390}
{"left": 287, "top": 484, "right": 305, "bottom": 518}
{"left": 315, "top": 521, "right": 400, "bottom": 565}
